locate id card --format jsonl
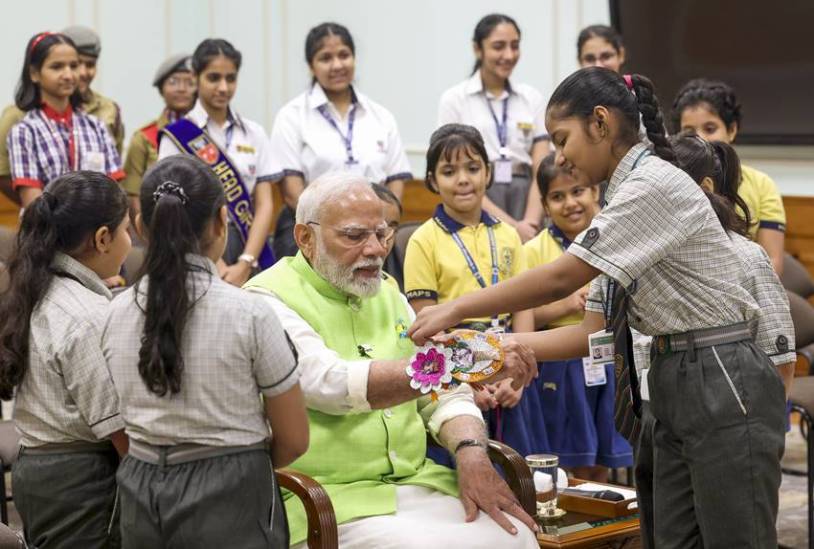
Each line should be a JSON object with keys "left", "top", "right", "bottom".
{"left": 588, "top": 330, "right": 615, "bottom": 365}
{"left": 493, "top": 159, "right": 513, "bottom": 184}
{"left": 82, "top": 151, "right": 105, "bottom": 172}
{"left": 640, "top": 368, "right": 650, "bottom": 401}
{"left": 582, "top": 356, "right": 607, "bottom": 387}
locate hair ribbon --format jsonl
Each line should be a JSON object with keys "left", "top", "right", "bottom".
{"left": 29, "top": 32, "right": 55, "bottom": 54}
{"left": 623, "top": 74, "right": 634, "bottom": 91}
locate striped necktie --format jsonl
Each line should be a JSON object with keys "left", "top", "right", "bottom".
{"left": 609, "top": 282, "right": 642, "bottom": 444}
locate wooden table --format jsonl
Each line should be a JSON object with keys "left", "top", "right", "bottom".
{"left": 536, "top": 479, "right": 641, "bottom": 548}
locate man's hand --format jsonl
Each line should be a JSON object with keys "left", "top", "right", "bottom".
{"left": 456, "top": 447, "right": 539, "bottom": 535}
{"left": 491, "top": 379, "right": 523, "bottom": 408}
{"left": 473, "top": 386, "right": 498, "bottom": 411}
{"left": 488, "top": 338, "right": 538, "bottom": 390}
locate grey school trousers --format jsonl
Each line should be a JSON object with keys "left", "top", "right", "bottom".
{"left": 13, "top": 445, "right": 120, "bottom": 549}
{"left": 486, "top": 173, "right": 531, "bottom": 222}
{"left": 116, "top": 448, "right": 288, "bottom": 548}
{"left": 639, "top": 340, "right": 785, "bottom": 549}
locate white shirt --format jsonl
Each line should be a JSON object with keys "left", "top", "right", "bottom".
{"left": 268, "top": 84, "right": 412, "bottom": 185}
{"left": 437, "top": 72, "right": 548, "bottom": 167}
{"left": 248, "top": 288, "right": 482, "bottom": 437}
{"left": 158, "top": 100, "right": 274, "bottom": 194}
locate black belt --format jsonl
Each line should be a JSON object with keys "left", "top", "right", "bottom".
{"left": 653, "top": 322, "right": 750, "bottom": 355}
{"left": 129, "top": 439, "right": 268, "bottom": 467}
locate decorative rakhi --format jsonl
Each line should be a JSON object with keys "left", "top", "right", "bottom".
{"left": 405, "top": 330, "right": 504, "bottom": 400}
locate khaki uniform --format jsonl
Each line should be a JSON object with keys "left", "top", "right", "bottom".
{"left": 121, "top": 112, "right": 170, "bottom": 196}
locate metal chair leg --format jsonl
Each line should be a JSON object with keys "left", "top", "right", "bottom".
{"left": 0, "top": 461, "right": 7, "bottom": 525}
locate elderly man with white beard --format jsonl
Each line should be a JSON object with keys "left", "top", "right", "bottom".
{"left": 244, "top": 172, "right": 540, "bottom": 548}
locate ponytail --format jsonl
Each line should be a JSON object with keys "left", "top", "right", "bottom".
{"left": 137, "top": 156, "right": 225, "bottom": 397}
{"left": 0, "top": 172, "right": 127, "bottom": 399}
{"left": 709, "top": 140, "right": 752, "bottom": 231}
{"left": 629, "top": 74, "right": 676, "bottom": 165}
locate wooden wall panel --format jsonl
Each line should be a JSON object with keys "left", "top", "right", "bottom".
{"left": 783, "top": 196, "right": 814, "bottom": 276}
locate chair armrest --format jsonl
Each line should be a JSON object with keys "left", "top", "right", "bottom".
{"left": 425, "top": 434, "right": 536, "bottom": 517}
{"left": 486, "top": 439, "right": 537, "bottom": 517}
{"left": 276, "top": 469, "right": 338, "bottom": 549}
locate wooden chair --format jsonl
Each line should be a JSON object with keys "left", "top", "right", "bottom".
{"left": 278, "top": 437, "right": 536, "bottom": 549}
{"left": 783, "top": 377, "right": 814, "bottom": 549}
{"left": 276, "top": 470, "right": 338, "bottom": 549}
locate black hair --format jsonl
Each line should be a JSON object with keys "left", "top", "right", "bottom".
{"left": 471, "top": 14, "right": 521, "bottom": 74}
{"left": 305, "top": 22, "right": 355, "bottom": 65}
{"left": 371, "top": 183, "right": 403, "bottom": 217}
{"left": 15, "top": 32, "right": 84, "bottom": 112}
{"left": 670, "top": 79, "right": 741, "bottom": 135}
{"left": 547, "top": 67, "right": 676, "bottom": 165}
{"left": 191, "top": 38, "right": 242, "bottom": 75}
{"left": 576, "top": 25, "right": 623, "bottom": 59}
{"left": 425, "top": 123, "right": 492, "bottom": 193}
{"left": 136, "top": 155, "right": 225, "bottom": 397}
{"left": 0, "top": 172, "right": 127, "bottom": 399}
{"left": 535, "top": 152, "right": 561, "bottom": 198}
{"left": 670, "top": 131, "right": 751, "bottom": 236}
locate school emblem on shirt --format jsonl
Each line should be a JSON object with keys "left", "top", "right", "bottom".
{"left": 188, "top": 136, "right": 218, "bottom": 165}
{"left": 395, "top": 318, "right": 409, "bottom": 339}
{"left": 543, "top": 382, "right": 558, "bottom": 391}
{"left": 500, "top": 248, "right": 514, "bottom": 277}
{"left": 517, "top": 121, "right": 533, "bottom": 139}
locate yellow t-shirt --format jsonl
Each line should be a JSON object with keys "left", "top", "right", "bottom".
{"left": 404, "top": 205, "right": 526, "bottom": 327}
{"left": 738, "top": 164, "right": 786, "bottom": 238}
{"left": 524, "top": 227, "right": 583, "bottom": 328}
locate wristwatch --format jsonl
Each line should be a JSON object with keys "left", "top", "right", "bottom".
{"left": 454, "top": 439, "right": 487, "bottom": 454}
{"left": 238, "top": 253, "right": 258, "bottom": 268}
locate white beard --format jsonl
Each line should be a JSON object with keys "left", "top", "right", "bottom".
{"left": 313, "top": 239, "right": 383, "bottom": 298}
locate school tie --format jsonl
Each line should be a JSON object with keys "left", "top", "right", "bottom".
{"left": 609, "top": 283, "right": 642, "bottom": 444}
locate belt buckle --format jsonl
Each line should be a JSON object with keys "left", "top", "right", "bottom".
{"left": 656, "top": 336, "right": 669, "bottom": 355}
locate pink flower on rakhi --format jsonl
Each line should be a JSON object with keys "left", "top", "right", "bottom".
{"left": 405, "top": 345, "right": 454, "bottom": 394}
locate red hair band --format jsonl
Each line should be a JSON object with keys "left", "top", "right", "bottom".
{"left": 623, "top": 74, "right": 634, "bottom": 91}
{"left": 29, "top": 32, "right": 54, "bottom": 54}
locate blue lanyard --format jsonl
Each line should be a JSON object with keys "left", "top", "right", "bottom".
{"left": 317, "top": 103, "right": 358, "bottom": 164}
{"left": 485, "top": 95, "right": 509, "bottom": 154}
{"left": 451, "top": 226, "right": 501, "bottom": 328}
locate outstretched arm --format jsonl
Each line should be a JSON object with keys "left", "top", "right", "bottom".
{"left": 409, "top": 252, "right": 600, "bottom": 344}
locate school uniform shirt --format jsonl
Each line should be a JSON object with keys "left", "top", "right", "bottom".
{"left": 0, "top": 93, "right": 123, "bottom": 177}
{"left": 404, "top": 204, "right": 527, "bottom": 327}
{"left": 14, "top": 252, "right": 124, "bottom": 447}
{"left": 739, "top": 164, "right": 786, "bottom": 238}
{"left": 577, "top": 143, "right": 759, "bottom": 336}
{"left": 268, "top": 84, "right": 412, "bottom": 185}
{"left": 102, "top": 254, "right": 299, "bottom": 447}
{"left": 730, "top": 232, "right": 795, "bottom": 364}
{"left": 121, "top": 110, "right": 181, "bottom": 196}
{"left": 158, "top": 100, "right": 275, "bottom": 194}
{"left": 7, "top": 104, "right": 124, "bottom": 191}
{"left": 437, "top": 73, "right": 547, "bottom": 168}
{"left": 524, "top": 226, "right": 583, "bottom": 328}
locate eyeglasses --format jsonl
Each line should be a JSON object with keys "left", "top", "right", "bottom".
{"left": 165, "top": 76, "right": 196, "bottom": 89}
{"left": 307, "top": 222, "right": 395, "bottom": 248}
